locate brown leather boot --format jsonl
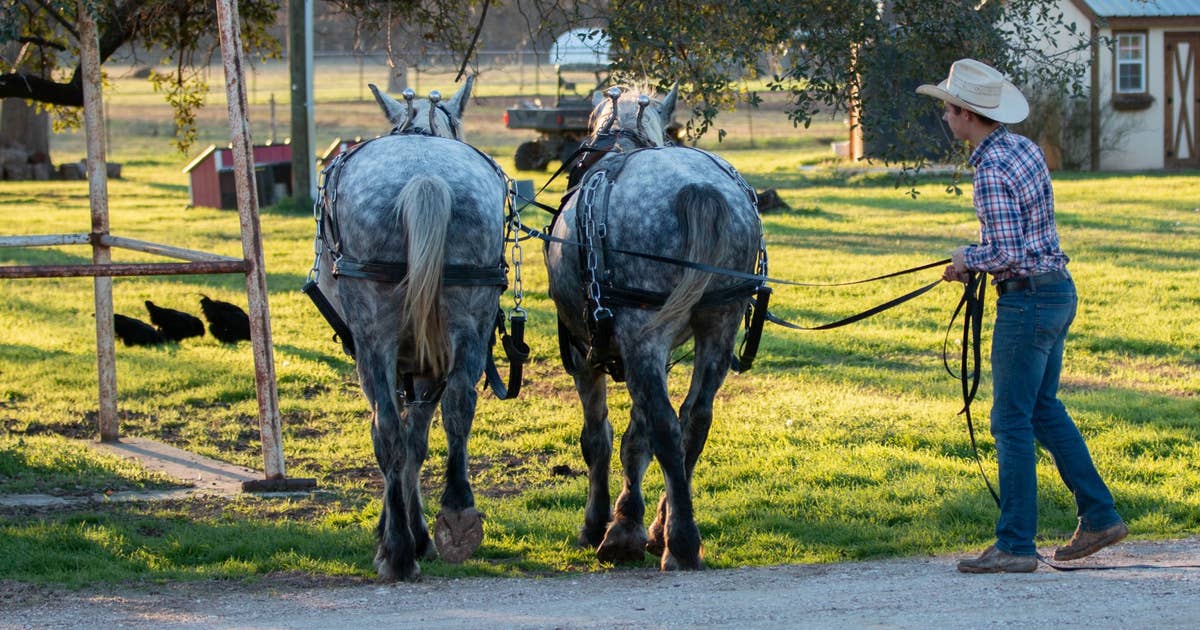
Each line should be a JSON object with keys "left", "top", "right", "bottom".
{"left": 1053, "top": 521, "right": 1128, "bottom": 561}
{"left": 956, "top": 545, "right": 1038, "bottom": 573}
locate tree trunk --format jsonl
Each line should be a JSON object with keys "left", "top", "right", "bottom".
{"left": 0, "top": 98, "right": 51, "bottom": 160}
{"left": 387, "top": 65, "right": 408, "bottom": 93}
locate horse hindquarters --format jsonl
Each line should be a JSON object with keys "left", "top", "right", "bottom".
{"left": 350, "top": 174, "right": 455, "bottom": 581}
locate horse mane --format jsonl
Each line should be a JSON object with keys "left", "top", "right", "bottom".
{"left": 588, "top": 86, "right": 667, "bottom": 147}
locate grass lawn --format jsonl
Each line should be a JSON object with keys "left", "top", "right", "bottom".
{"left": 1, "top": 65, "right": 1197, "bottom": 586}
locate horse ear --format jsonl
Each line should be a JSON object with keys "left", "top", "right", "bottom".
{"left": 447, "top": 75, "right": 475, "bottom": 118}
{"left": 369, "top": 84, "right": 406, "bottom": 126}
{"left": 660, "top": 82, "right": 679, "bottom": 126}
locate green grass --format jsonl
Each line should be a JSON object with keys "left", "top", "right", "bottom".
{"left": 1, "top": 68, "right": 1199, "bottom": 587}
{"left": 0, "top": 435, "right": 185, "bottom": 495}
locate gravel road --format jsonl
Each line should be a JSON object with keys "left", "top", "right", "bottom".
{"left": 4, "top": 537, "right": 1199, "bottom": 629}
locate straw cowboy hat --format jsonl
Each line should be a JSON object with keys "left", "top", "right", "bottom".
{"left": 916, "top": 58, "right": 1029, "bottom": 124}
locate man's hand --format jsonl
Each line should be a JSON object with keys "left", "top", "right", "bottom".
{"left": 942, "top": 264, "right": 970, "bottom": 283}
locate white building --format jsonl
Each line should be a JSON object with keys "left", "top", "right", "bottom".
{"left": 1062, "top": 0, "right": 1200, "bottom": 170}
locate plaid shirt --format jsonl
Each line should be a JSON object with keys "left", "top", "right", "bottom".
{"left": 963, "top": 127, "right": 1068, "bottom": 282}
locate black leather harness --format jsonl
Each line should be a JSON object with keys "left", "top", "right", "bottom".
{"left": 303, "top": 127, "right": 527, "bottom": 402}
{"left": 553, "top": 141, "right": 765, "bottom": 382}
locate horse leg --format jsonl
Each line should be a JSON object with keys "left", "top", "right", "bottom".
{"left": 595, "top": 337, "right": 666, "bottom": 566}
{"left": 573, "top": 359, "right": 613, "bottom": 548}
{"left": 596, "top": 398, "right": 651, "bottom": 564}
{"left": 403, "top": 383, "right": 437, "bottom": 562}
{"left": 359, "top": 346, "right": 422, "bottom": 581}
{"left": 647, "top": 308, "right": 740, "bottom": 558}
{"left": 434, "top": 320, "right": 487, "bottom": 563}
{"left": 626, "top": 334, "right": 716, "bottom": 571}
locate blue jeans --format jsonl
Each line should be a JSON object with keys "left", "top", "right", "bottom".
{"left": 989, "top": 274, "right": 1120, "bottom": 556}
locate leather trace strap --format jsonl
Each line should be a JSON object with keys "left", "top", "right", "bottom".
{"left": 302, "top": 279, "right": 356, "bottom": 358}
{"left": 484, "top": 309, "right": 529, "bottom": 400}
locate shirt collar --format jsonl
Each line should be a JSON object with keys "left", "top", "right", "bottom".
{"left": 969, "top": 125, "right": 1008, "bottom": 167}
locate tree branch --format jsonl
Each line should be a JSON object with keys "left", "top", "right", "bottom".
{"left": 0, "top": 72, "right": 83, "bottom": 106}
{"left": 23, "top": 0, "right": 79, "bottom": 40}
{"left": 17, "top": 36, "right": 68, "bottom": 52}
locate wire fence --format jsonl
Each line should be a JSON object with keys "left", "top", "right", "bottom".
{"left": 233, "top": 50, "right": 586, "bottom": 106}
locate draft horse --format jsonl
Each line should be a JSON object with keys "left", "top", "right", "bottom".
{"left": 311, "top": 77, "right": 510, "bottom": 580}
{"left": 544, "top": 86, "right": 764, "bottom": 570}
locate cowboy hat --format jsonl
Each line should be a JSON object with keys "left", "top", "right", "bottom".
{"left": 916, "top": 58, "right": 1029, "bottom": 124}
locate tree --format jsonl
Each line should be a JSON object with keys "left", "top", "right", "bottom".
{"left": 0, "top": 0, "right": 281, "bottom": 157}
{"left": 605, "top": 0, "right": 1093, "bottom": 166}
{"left": 2, "top": 0, "right": 1094, "bottom": 171}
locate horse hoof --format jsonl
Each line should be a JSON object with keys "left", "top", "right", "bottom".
{"left": 375, "top": 548, "right": 421, "bottom": 581}
{"left": 660, "top": 549, "right": 704, "bottom": 571}
{"left": 596, "top": 522, "right": 648, "bottom": 565}
{"left": 645, "top": 519, "right": 665, "bottom": 556}
{"left": 578, "top": 523, "right": 606, "bottom": 549}
{"left": 434, "top": 507, "right": 484, "bottom": 564}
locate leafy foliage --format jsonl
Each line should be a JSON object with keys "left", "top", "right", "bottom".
{"left": 607, "top": 0, "right": 1092, "bottom": 165}
{"left": 0, "top": 0, "right": 281, "bottom": 153}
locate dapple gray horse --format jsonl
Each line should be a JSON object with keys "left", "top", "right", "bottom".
{"left": 314, "top": 77, "right": 508, "bottom": 580}
{"left": 545, "top": 87, "right": 763, "bottom": 570}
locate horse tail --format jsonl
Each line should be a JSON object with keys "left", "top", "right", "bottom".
{"left": 396, "top": 174, "right": 453, "bottom": 376}
{"left": 647, "top": 183, "right": 732, "bottom": 332}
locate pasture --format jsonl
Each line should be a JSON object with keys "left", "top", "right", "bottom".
{"left": 1, "top": 64, "right": 1199, "bottom": 586}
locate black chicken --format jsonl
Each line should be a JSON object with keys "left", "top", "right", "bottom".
{"left": 199, "top": 295, "right": 252, "bottom": 344}
{"left": 113, "top": 313, "right": 165, "bottom": 346}
{"left": 144, "top": 300, "right": 205, "bottom": 342}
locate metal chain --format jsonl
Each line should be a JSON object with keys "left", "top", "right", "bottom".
{"left": 579, "top": 172, "right": 610, "bottom": 319}
{"left": 507, "top": 193, "right": 526, "bottom": 316}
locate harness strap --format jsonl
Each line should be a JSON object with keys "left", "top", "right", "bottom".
{"left": 518, "top": 220, "right": 949, "bottom": 290}
{"left": 557, "top": 316, "right": 586, "bottom": 375}
{"left": 334, "top": 259, "right": 508, "bottom": 287}
{"left": 484, "top": 309, "right": 529, "bottom": 399}
{"left": 730, "top": 285, "right": 772, "bottom": 373}
{"left": 302, "top": 279, "right": 357, "bottom": 358}
{"left": 765, "top": 276, "right": 945, "bottom": 331}
{"left": 601, "top": 280, "right": 760, "bottom": 310}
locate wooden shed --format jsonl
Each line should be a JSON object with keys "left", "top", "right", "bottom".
{"left": 1061, "top": 0, "right": 1200, "bottom": 169}
{"left": 183, "top": 142, "right": 293, "bottom": 209}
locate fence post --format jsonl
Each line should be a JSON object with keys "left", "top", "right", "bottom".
{"left": 78, "top": 1, "right": 118, "bottom": 442}
{"left": 214, "top": 0, "right": 286, "bottom": 480}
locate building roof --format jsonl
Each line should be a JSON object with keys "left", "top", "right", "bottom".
{"left": 1081, "top": 0, "right": 1200, "bottom": 17}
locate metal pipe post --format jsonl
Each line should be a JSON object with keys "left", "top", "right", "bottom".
{"left": 214, "top": 0, "right": 286, "bottom": 479}
{"left": 78, "top": 2, "right": 118, "bottom": 441}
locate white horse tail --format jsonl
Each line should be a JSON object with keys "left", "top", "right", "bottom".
{"left": 396, "top": 174, "right": 453, "bottom": 376}
{"left": 647, "top": 183, "right": 732, "bottom": 332}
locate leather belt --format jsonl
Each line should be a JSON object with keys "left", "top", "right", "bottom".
{"left": 996, "top": 269, "right": 1071, "bottom": 295}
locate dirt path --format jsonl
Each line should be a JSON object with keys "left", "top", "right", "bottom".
{"left": 4, "top": 537, "right": 1200, "bottom": 629}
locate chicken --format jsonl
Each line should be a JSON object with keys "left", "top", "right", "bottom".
{"left": 199, "top": 295, "right": 252, "bottom": 344}
{"left": 144, "top": 300, "right": 204, "bottom": 342}
{"left": 113, "top": 313, "right": 165, "bottom": 346}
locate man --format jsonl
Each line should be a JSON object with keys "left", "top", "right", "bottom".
{"left": 917, "top": 58, "right": 1126, "bottom": 573}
